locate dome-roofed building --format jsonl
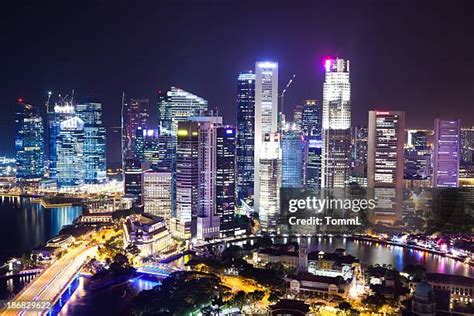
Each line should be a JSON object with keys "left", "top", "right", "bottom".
{"left": 412, "top": 281, "right": 436, "bottom": 316}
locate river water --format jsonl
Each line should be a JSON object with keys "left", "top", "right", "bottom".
{"left": 0, "top": 196, "right": 82, "bottom": 263}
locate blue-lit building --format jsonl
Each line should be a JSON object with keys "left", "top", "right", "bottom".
{"left": 281, "top": 129, "right": 303, "bottom": 188}
{"left": 56, "top": 116, "right": 85, "bottom": 188}
{"left": 76, "top": 101, "right": 107, "bottom": 184}
{"left": 15, "top": 101, "right": 44, "bottom": 181}
{"left": 236, "top": 71, "right": 255, "bottom": 206}
{"left": 47, "top": 97, "right": 75, "bottom": 178}
{"left": 304, "top": 135, "right": 322, "bottom": 190}
{"left": 216, "top": 126, "right": 237, "bottom": 236}
{"left": 134, "top": 127, "right": 160, "bottom": 167}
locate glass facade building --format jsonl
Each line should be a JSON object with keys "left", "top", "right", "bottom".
{"left": 216, "top": 126, "right": 237, "bottom": 236}
{"left": 236, "top": 71, "right": 255, "bottom": 206}
{"left": 15, "top": 102, "right": 44, "bottom": 181}
{"left": 56, "top": 116, "right": 85, "bottom": 188}
{"left": 122, "top": 97, "right": 149, "bottom": 161}
{"left": 281, "top": 129, "right": 303, "bottom": 188}
{"left": 76, "top": 102, "right": 107, "bottom": 184}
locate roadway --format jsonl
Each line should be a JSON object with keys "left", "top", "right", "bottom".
{"left": 1, "top": 244, "right": 97, "bottom": 316}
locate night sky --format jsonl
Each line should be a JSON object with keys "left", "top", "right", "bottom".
{"left": 1, "top": 0, "right": 474, "bottom": 165}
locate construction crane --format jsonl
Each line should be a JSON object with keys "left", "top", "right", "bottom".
{"left": 279, "top": 74, "right": 296, "bottom": 129}
{"left": 45, "top": 91, "right": 52, "bottom": 113}
{"left": 279, "top": 74, "right": 296, "bottom": 115}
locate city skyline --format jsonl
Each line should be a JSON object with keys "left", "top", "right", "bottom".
{"left": 0, "top": 2, "right": 473, "bottom": 315}
{"left": 2, "top": 0, "right": 474, "bottom": 162}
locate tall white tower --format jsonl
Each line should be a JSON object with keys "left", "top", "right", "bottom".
{"left": 254, "top": 61, "right": 280, "bottom": 229}
{"left": 321, "top": 58, "right": 351, "bottom": 188}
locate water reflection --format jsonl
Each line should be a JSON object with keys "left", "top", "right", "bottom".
{"left": 306, "top": 237, "right": 473, "bottom": 277}
{"left": 0, "top": 196, "right": 82, "bottom": 262}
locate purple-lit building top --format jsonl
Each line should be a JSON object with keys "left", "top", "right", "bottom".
{"left": 433, "top": 119, "right": 461, "bottom": 188}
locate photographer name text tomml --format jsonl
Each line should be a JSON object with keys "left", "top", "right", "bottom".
{"left": 288, "top": 216, "right": 362, "bottom": 226}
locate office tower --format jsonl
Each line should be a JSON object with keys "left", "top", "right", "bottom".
{"left": 304, "top": 134, "right": 322, "bottom": 190}
{"left": 293, "top": 104, "right": 303, "bottom": 130}
{"left": 405, "top": 148, "right": 432, "bottom": 180}
{"left": 254, "top": 61, "right": 279, "bottom": 220}
{"left": 195, "top": 117, "right": 223, "bottom": 240}
{"left": 321, "top": 58, "right": 351, "bottom": 188}
{"left": 281, "top": 128, "right": 303, "bottom": 188}
{"left": 47, "top": 96, "right": 75, "bottom": 178}
{"left": 351, "top": 125, "right": 368, "bottom": 166}
{"left": 76, "top": 101, "right": 107, "bottom": 184}
{"left": 124, "top": 158, "right": 151, "bottom": 205}
{"left": 460, "top": 127, "right": 474, "bottom": 166}
{"left": 368, "top": 111, "right": 405, "bottom": 188}
{"left": 15, "top": 100, "right": 44, "bottom": 181}
{"left": 157, "top": 87, "right": 208, "bottom": 135}
{"left": 134, "top": 127, "right": 160, "bottom": 167}
{"left": 236, "top": 71, "right": 256, "bottom": 207}
{"left": 216, "top": 126, "right": 237, "bottom": 237}
{"left": 410, "top": 130, "right": 429, "bottom": 149}
{"left": 258, "top": 133, "right": 281, "bottom": 231}
{"left": 56, "top": 116, "right": 85, "bottom": 188}
{"left": 175, "top": 121, "right": 200, "bottom": 237}
{"left": 349, "top": 125, "right": 368, "bottom": 187}
{"left": 433, "top": 119, "right": 461, "bottom": 188}
{"left": 300, "top": 100, "right": 323, "bottom": 190}
{"left": 301, "top": 99, "right": 321, "bottom": 137}
{"left": 122, "top": 97, "right": 149, "bottom": 161}
{"left": 367, "top": 111, "right": 405, "bottom": 225}
{"left": 155, "top": 134, "right": 175, "bottom": 172}
{"left": 142, "top": 170, "right": 173, "bottom": 221}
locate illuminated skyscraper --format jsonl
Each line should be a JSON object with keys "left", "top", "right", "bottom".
{"left": 301, "top": 99, "right": 321, "bottom": 137}
{"left": 254, "top": 61, "right": 280, "bottom": 221}
{"left": 368, "top": 111, "right": 405, "bottom": 188}
{"left": 367, "top": 111, "right": 405, "bottom": 225}
{"left": 157, "top": 87, "right": 208, "bottom": 135}
{"left": 175, "top": 121, "right": 200, "bottom": 237}
{"left": 124, "top": 158, "right": 151, "bottom": 205}
{"left": 258, "top": 133, "right": 281, "bottom": 231}
{"left": 15, "top": 100, "right": 44, "bottom": 182}
{"left": 47, "top": 96, "right": 75, "bottom": 178}
{"left": 142, "top": 170, "right": 173, "bottom": 220}
{"left": 433, "top": 119, "right": 461, "bottom": 188}
{"left": 321, "top": 58, "right": 351, "bottom": 188}
{"left": 281, "top": 128, "right": 303, "bottom": 188}
{"left": 216, "top": 126, "right": 237, "bottom": 237}
{"left": 304, "top": 134, "right": 322, "bottom": 190}
{"left": 56, "top": 116, "right": 85, "bottom": 188}
{"left": 195, "top": 116, "right": 223, "bottom": 240}
{"left": 236, "top": 71, "right": 255, "bottom": 206}
{"left": 76, "top": 101, "right": 107, "bottom": 184}
{"left": 122, "top": 97, "right": 149, "bottom": 161}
